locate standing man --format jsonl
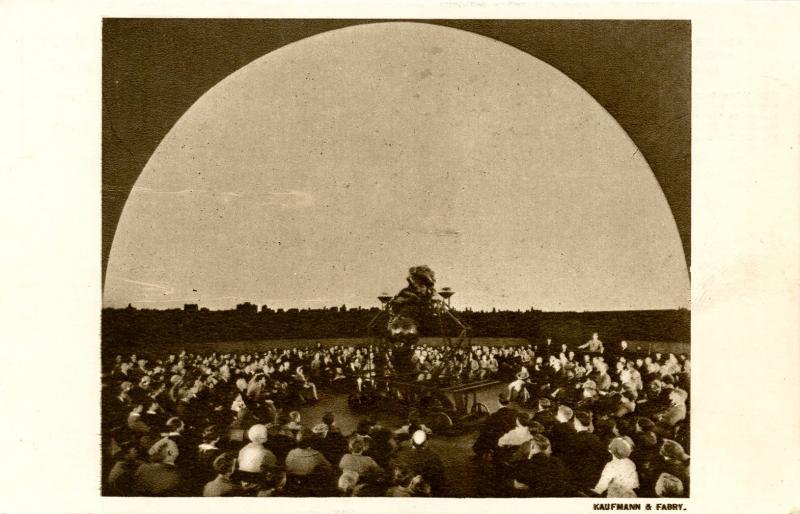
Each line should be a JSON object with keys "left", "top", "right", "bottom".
{"left": 579, "top": 333, "right": 605, "bottom": 355}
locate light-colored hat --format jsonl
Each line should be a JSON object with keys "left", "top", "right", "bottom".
{"left": 608, "top": 437, "right": 633, "bottom": 459}
{"left": 411, "top": 430, "right": 427, "bottom": 446}
{"left": 247, "top": 424, "right": 268, "bottom": 444}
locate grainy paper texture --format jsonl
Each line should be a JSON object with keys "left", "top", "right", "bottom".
{"left": 0, "top": 1, "right": 799, "bottom": 514}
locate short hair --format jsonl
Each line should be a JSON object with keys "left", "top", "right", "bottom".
{"left": 165, "top": 417, "right": 183, "bottom": 432}
{"left": 202, "top": 425, "right": 222, "bottom": 443}
{"left": 356, "top": 419, "right": 373, "bottom": 435}
{"left": 527, "top": 420, "right": 546, "bottom": 435}
{"left": 148, "top": 437, "right": 178, "bottom": 464}
{"left": 574, "top": 410, "right": 592, "bottom": 428}
{"left": 655, "top": 472, "right": 684, "bottom": 497}
{"left": 538, "top": 398, "right": 551, "bottom": 409}
{"left": 530, "top": 434, "right": 551, "bottom": 453}
{"left": 322, "top": 412, "right": 335, "bottom": 426}
{"left": 637, "top": 417, "right": 656, "bottom": 432}
{"left": 515, "top": 412, "right": 530, "bottom": 426}
{"left": 212, "top": 452, "right": 237, "bottom": 475}
{"left": 349, "top": 435, "right": 367, "bottom": 454}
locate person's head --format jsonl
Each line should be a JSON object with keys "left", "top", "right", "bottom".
{"left": 655, "top": 472, "right": 684, "bottom": 497}
{"left": 592, "top": 332, "right": 599, "bottom": 341}
{"left": 608, "top": 437, "right": 633, "bottom": 459}
{"left": 139, "top": 375, "right": 151, "bottom": 389}
{"left": 407, "top": 475, "right": 431, "bottom": 496}
{"left": 660, "top": 439, "right": 689, "bottom": 462}
{"left": 621, "top": 340, "right": 628, "bottom": 349}
{"left": 594, "top": 417, "right": 618, "bottom": 439}
{"left": 356, "top": 419, "right": 374, "bottom": 436}
{"left": 498, "top": 392, "right": 510, "bottom": 407}
{"left": 515, "top": 412, "right": 530, "bottom": 428}
{"left": 338, "top": 470, "right": 360, "bottom": 495}
{"left": 648, "top": 379, "right": 662, "bottom": 396}
{"left": 248, "top": 424, "right": 269, "bottom": 445}
{"left": 556, "top": 405, "right": 574, "bottom": 423}
{"left": 411, "top": 430, "right": 427, "bottom": 448}
{"left": 260, "top": 465, "right": 287, "bottom": 494}
{"left": 202, "top": 425, "right": 222, "bottom": 445}
{"left": 527, "top": 420, "right": 546, "bottom": 435}
{"left": 312, "top": 423, "right": 329, "bottom": 438}
{"left": 669, "top": 388, "right": 688, "bottom": 405}
{"left": 148, "top": 437, "right": 179, "bottom": 465}
{"left": 165, "top": 417, "right": 184, "bottom": 434}
{"left": 537, "top": 397, "right": 551, "bottom": 411}
{"left": 529, "top": 434, "right": 552, "bottom": 457}
{"left": 348, "top": 435, "right": 368, "bottom": 455}
{"left": 212, "top": 451, "right": 237, "bottom": 477}
{"left": 573, "top": 410, "right": 592, "bottom": 431}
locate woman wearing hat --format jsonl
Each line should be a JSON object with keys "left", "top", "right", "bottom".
{"left": 592, "top": 437, "right": 639, "bottom": 497}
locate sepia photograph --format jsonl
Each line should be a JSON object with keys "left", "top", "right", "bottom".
{"left": 100, "top": 19, "right": 692, "bottom": 499}
{"left": 3, "top": 2, "right": 800, "bottom": 513}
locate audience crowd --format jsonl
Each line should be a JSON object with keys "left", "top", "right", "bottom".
{"left": 102, "top": 336, "right": 689, "bottom": 498}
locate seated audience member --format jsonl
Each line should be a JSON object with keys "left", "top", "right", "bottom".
{"left": 386, "top": 465, "right": 431, "bottom": 498}
{"left": 548, "top": 404, "right": 575, "bottom": 458}
{"left": 511, "top": 434, "right": 570, "bottom": 497}
{"left": 654, "top": 388, "right": 688, "bottom": 426}
{"left": 561, "top": 410, "right": 607, "bottom": 493}
{"left": 394, "top": 410, "right": 433, "bottom": 441}
{"left": 203, "top": 452, "right": 241, "bottom": 497}
{"left": 592, "top": 437, "right": 639, "bottom": 497}
{"left": 654, "top": 472, "right": 685, "bottom": 498}
{"left": 193, "top": 425, "right": 223, "bottom": 487}
{"left": 256, "top": 466, "right": 288, "bottom": 497}
{"left": 365, "top": 425, "right": 399, "bottom": 469}
{"left": 285, "top": 432, "right": 333, "bottom": 479}
{"left": 340, "top": 435, "right": 383, "bottom": 475}
{"left": 126, "top": 396, "right": 152, "bottom": 434}
{"left": 473, "top": 393, "right": 518, "bottom": 459}
{"left": 351, "top": 466, "right": 391, "bottom": 497}
{"left": 238, "top": 424, "right": 278, "bottom": 474}
{"left": 391, "top": 430, "right": 445, "bottom": 496}
{"left": 133, "top": 437, "right": 183, "bottom": 496}
{"left": 658, "top": 439, "right": 690, "bottom": 494}
{"left": 312, "top": 413, "right": 348, "bottom": 466}
{"left": 265, "top": 417, "right": 298, "bottom": 465}
{"left": 107, "top": 440, "right": 143, "bottom": 496}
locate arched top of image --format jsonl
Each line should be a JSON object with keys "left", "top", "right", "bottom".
{"left": 104, "top": 22, "right": 690, "bottom": 312}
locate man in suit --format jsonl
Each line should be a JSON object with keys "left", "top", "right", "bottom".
{"left": 511, "top": 434, "right": 571, "bottom": 497}
{"left": 560, "top": 410, "right": 608, "bottom": 493}
{"left": 473, "top": 393, "right": 519, "bottom": 459}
